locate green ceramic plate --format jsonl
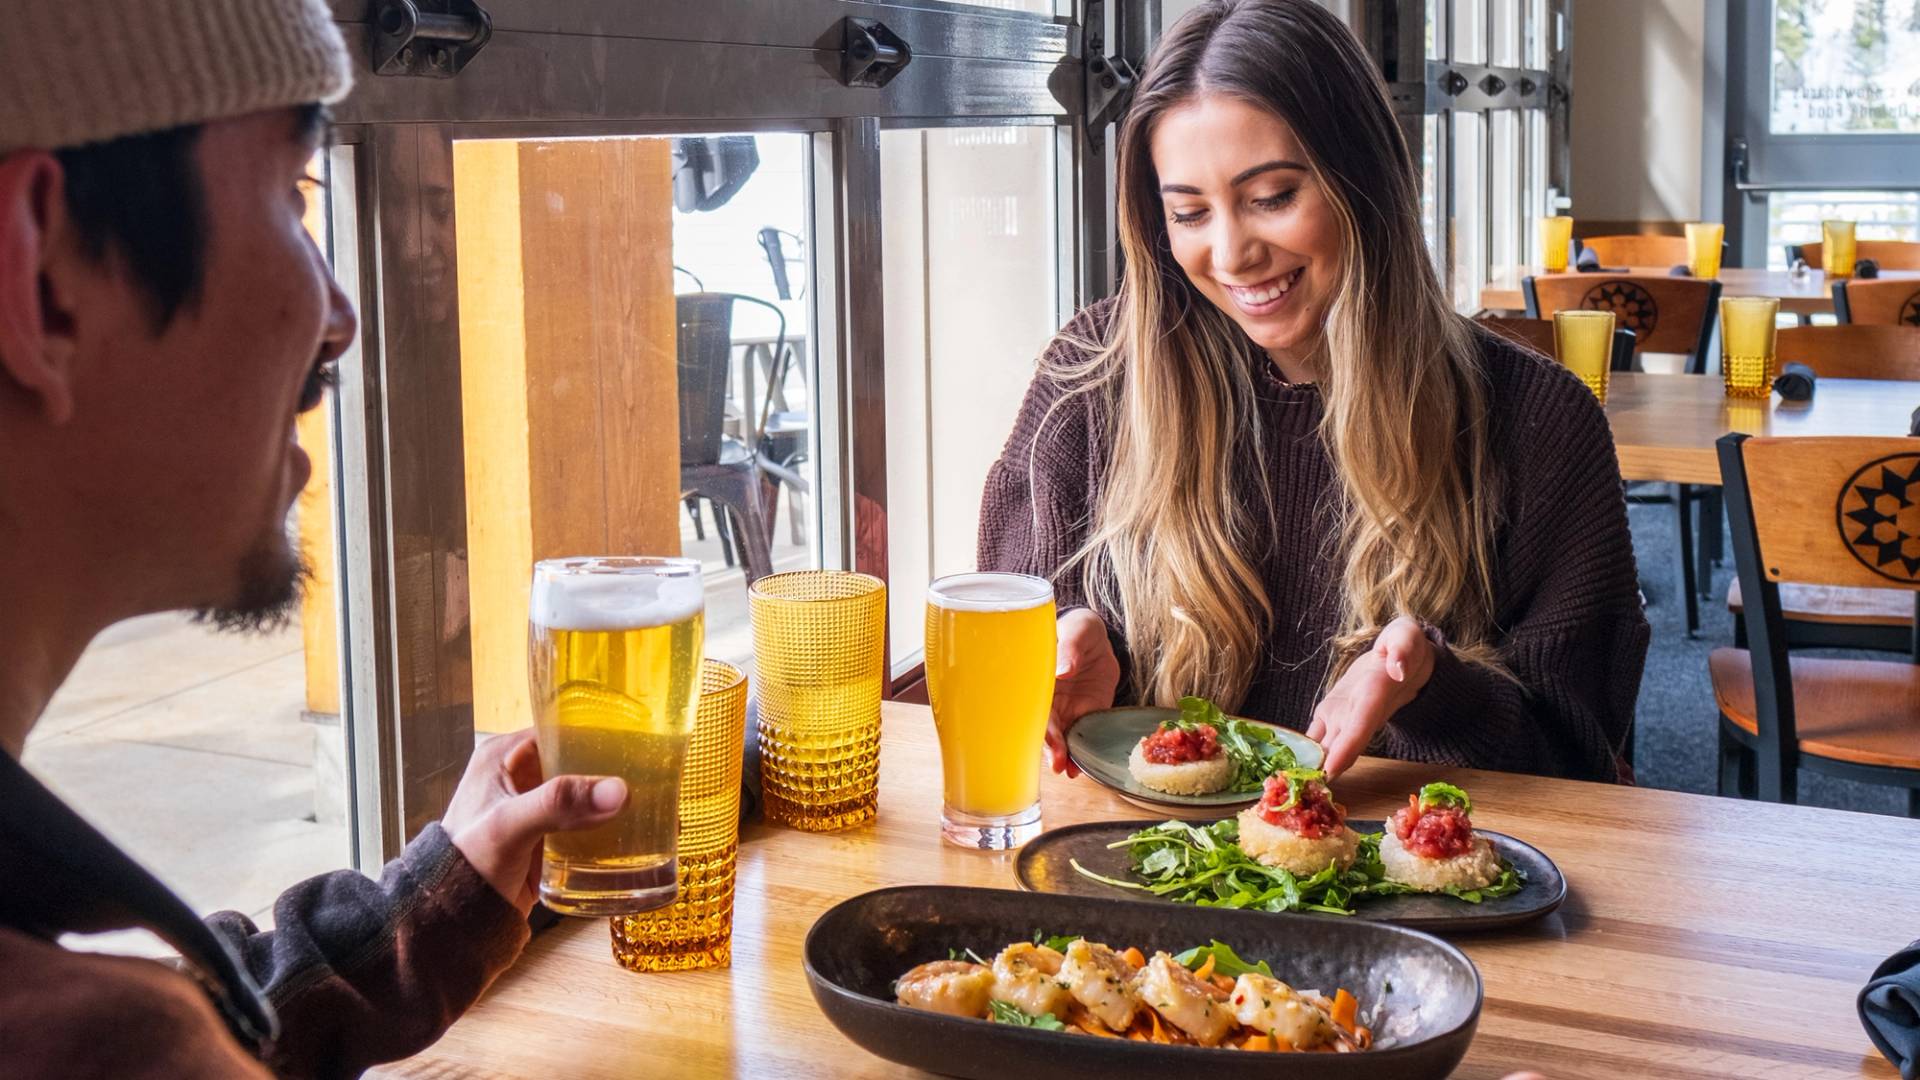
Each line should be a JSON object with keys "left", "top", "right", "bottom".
{"left": 1065, "top": 707, "right": 1324, "bottom": 817}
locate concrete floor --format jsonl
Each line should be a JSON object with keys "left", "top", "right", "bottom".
{"left": 21, "top": 498, "right": 807, "bottom": 956}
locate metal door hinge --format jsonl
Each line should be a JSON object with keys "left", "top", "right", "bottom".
{"left": 840, "top": 18, "right": 912, "bottom": 89}
{"left": 373, "top": 0, "right": 491, "bottom": 79}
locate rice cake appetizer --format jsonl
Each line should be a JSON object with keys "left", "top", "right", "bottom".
{"left": 1235, "top": 768, "right": 1360, "bottom": 877}
{"left": 1127, "top": 718, "right": 1234, "bottom": 796}
{"left": 1379, "top": 782, "right": 1502, "bottom": 893}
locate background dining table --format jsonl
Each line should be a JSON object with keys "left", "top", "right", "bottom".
{"left": 1603, "top": 371, "right": 1920, "bottom": 485}
{"left": 1480, "top": 265, "right": 1920, "bottom": 316}
{"left": 371, "top": 702, "right": 1920, "bottom": 1079}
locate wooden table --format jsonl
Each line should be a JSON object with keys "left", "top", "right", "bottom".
{"left": 375, "top": 704, "right": 1920, "bottom": 1078}
{"left": 1604, "top": 372, "right": 1920, "bottom": 485}
{"left": 1480, "top": 265, "right": 1920, "bottom": 317}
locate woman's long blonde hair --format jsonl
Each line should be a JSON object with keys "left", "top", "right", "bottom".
{"left": 1046, "top": 0, "right": 1505, "bottom": 709}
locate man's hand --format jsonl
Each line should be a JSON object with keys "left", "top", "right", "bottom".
{"left": 1048, "top": 608, "right": 1122, "bottom": 778}
{"left": 1306, "top": 616, "right": 1436, "bottom": 779}
{"left": 442, "top": 728, "right": 629, "bottom": 915}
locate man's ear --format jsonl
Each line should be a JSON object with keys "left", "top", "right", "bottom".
{"left": 0, "top": 152, "right": 78, "bottom": 425}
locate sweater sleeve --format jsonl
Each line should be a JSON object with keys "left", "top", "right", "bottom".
{"left": 977, "top": 306, "right": 1112, "bottom": 611}
{"left": 202, "top": 823, "right": 529, "bottom": 1079}
{"left": 1378, "top": 346, "right": 1650, "bottom": 782}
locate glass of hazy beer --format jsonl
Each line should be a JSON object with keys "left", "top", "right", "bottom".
{"left": 924, "top": 573, "right": 1056, "bottom": 849}
{"left": 529, "top": 556, "right": 705, "bottom": 916}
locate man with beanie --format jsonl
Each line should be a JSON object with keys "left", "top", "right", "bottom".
{"left": 0, "top": 2, "right": 632, "bottom": 1075}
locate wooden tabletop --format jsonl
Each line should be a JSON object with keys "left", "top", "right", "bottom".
{"left": 373, "top": 703, "right": 1920, "bottom": 1079}
{"left": 1605, "top": 372, "right": 1920, "bottom": 485}
{"left": 1480, "top": 265, "right": 1920, "bottom": 316}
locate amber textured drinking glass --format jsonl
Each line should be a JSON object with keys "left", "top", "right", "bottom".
{"left": 1821, "top": 220, "right": 1857, "bottom": 279}
{"left": 1685, "top": 222, "right": 1724, "bottom": 279}
{"left": 1553, "top": 309, "right": 1615, "bottom": 404}
{"left": 1540, "top": 215, "right": 1574, "bottom": 272}
{"left": 1720, "top": 297, "right": 1781, "bottom": 399}
{"left": 610, "top": 659, "right": 747, "bottom": 972}
{"left": 749, "top": 571, "right": 887, "bottom": 831}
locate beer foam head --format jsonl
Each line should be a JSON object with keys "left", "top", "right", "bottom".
{"left": 532, "top": 558, "right": 705, "bottom": 631}
{"left": 927, "top": 572, "right": 1053, "bottom": 612}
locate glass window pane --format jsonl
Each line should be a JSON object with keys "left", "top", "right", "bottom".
{"left": 1525, "top": 110, "right": 1550, "bottom": 262}
{"left": 1766, "top": 189, "right": 1920, "bottom": 268}
{"left": 1453, "top": 0, "right": 1488, "bottom": 64}
{"left": 24, "top": 160, "right": 354, "bottom": 955}
{"left": 1493, "top": 0, "right": 1523, "bottom": 67}
{"left": 1526, "top": 0, "right": 1549, "bottom": 68}
{"left": 1428, "top": 0, "right": 1442, "bottom": 60}
{"left": 948, "top": 0, "right": 1055, "bottom": 10}
{"left": 1489, "top": 111, "right": 1522, "bottom": 278}
{"left": 881, "top": 126, "right": 1060, "bottom": 677}
{"left": 1452, "top": 112, "right": 1488, "bottom": 310}
{"left": 1423, "top": 113, "right": 1442, "bottom": 276}
{"left": 1772, "top": 0, "right": 1920, "bottom": 133}
{"left": 450, "top": 133, "right": 820, "bottom": 733}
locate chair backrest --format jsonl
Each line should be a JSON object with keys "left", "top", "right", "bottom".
{"left": 1577, "top": 234, "right": 1689, "bottom": 268}
{"left": 1790, "top": 239, "right": 1920, "bottom": 271}
{"left": 1523, "top": 274, "right": 1721, "bottom": 371}
{"left": 1476, "top": 316, "right": 1637, "bottom": 372}
{"left": 1832, "top": 277, "right": 1920, "bottom": 327}
{"left": 677, "top": 292, "right": 737, "bottom": 467}
{"left": 1720, "top": 434, "right": 1920, "bottom": 595}
{"left": 1776, "top": 324, "right": 1920, "bottom": 380}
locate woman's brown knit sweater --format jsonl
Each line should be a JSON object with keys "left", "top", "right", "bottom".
{"left": 978, "top": 301, "right": 1650, "bottom": 783}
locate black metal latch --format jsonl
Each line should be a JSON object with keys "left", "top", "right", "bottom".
{"left": 1084, "top": 53, "right": 1138, "bottom": 146}
{"left": 840, "top": 19, "right": 912, "bottom": 88}
{"left": 374, "top": 0, "right": 492, "bottom": 79}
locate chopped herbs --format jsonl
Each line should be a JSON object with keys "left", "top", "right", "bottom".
{"left": 1069, "top": 817, "right": 1524, "bottom": 915}
{"left": 988, "top": 1000, "right": 1066, "bottom": 1030}
{"left": 1417, "top": 781, "right": 1473, "bottom": 815}
{"left": 1169, "top": 696, "right": 1301, "bottom": 792}
{"left": 948, "top": 946, "right": 988, "bottom": 964}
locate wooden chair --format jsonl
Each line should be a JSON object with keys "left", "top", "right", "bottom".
{"left": 1832, "top": 278, "right": 1920, "bottom": 327}
{"left": 1712, "top": 433, "right": 1920, "bottom": 814}
{"left": 1724, "top": 325, "right": 1920, "bottom": 651}
{"left": 1788, "top": 239, "right": 1920, "bottom": 271}
{"left": 1477, "top": 316, "right": 1637, "bottom": 372}
{"left": 1577, "top": 234, "right": 1690, "bottom": 268}
{"left": 1523, "top": 274, "right": 1721, "bottom": 373}
{"left": 1525, "top": 274, "right": 1725, "bottom": 634}
{"left": 1776, "top": 324, "right": 1920, "bottom": 381}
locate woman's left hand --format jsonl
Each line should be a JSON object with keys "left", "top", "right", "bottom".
{"left": 1306, "top": 616, "right": 1436, "bottom": 778}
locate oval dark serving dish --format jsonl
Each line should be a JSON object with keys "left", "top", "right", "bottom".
{"left": 803, "top": 885, "right": 1481, "bottom": 1080}
{"left": 1015, "top": 818, "right": 1566, "bottom": 933}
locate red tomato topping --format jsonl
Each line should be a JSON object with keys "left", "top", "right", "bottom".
{"left": 1141, "top": 723, "right": 1221, "bottom": 764}
{"left": 1389, "top": 798, "right": 1476, "bottom": 859}
{"left": 1255, "top": 774, "right": 1346, "bottom": 839}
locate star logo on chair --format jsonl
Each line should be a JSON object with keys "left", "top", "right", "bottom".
{"left": 1838, "top": 453, "right": 1920, "bottom": 583}
{"left": 1901, "top": 291, "right": 1920, "bottom": 327}
{"left": 1581, "top": 281, "right": 1658, "bottom": 338}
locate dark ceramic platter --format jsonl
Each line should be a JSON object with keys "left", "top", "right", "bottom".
{"left": 1016, "top": 818, "right": 1566, "bottom": 933}
{"left": 804, "top": 885, "right": 1481, "bottom": 1080}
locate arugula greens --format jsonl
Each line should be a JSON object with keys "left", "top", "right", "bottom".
{"left": 1172, "top": 940, "right": 1274, "bottom": 979}
{"left": 988, "top": 1000, "right": 1066, "bottom": 1030}
{"left": 1069, "top": 817, "right": 1524, "bottom": 915}
{"left": 1167, "top": 696, "right": 1300, "bottom": 793}
{"left": 1417, "top": 782, "right": 1473, "bottom": 814}
{"left": 1271, "top": 768, "right": 1326, "bottom": 811}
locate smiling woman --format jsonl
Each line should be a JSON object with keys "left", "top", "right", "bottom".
{"left": 979, "top": 0, "right": 1650, "bottom": 785}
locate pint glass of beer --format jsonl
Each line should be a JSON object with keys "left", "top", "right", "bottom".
{"left": 924, "top": 573, "right": 1056, "bottom": 849}
{"left": 529, "top": 557, "right": 705, "bottom": 916}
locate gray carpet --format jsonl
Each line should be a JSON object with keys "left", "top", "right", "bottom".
{"left": 1625, "top": 496, "right": 1909, "bottom": 817}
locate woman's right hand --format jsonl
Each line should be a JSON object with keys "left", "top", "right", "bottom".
{"left": 1048, "top": 608, "right": 1121, "bottom": 778}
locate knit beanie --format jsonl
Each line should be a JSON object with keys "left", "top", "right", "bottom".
{"left": 0, "top": 0, "right": 353, "bottom": 154}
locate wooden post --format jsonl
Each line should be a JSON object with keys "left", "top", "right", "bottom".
{"left": 455, "top": 138, "right": 683, "bottom": 735}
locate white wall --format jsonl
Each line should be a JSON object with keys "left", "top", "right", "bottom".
{"left": 1569, "top": 0, "right": 1706, "bottom": 222}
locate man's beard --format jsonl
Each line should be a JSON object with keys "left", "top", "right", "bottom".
{"left": 193, "top": 536, "right": 311, "bottom": 634}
